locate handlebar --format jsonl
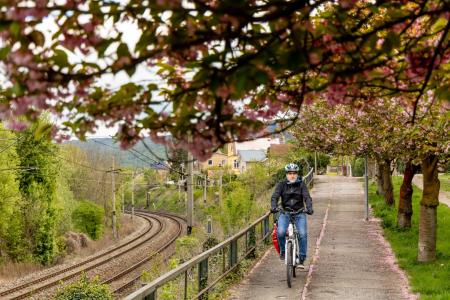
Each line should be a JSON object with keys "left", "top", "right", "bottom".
{"left": 278, "top": 207, "right": 306, "bottom": 215}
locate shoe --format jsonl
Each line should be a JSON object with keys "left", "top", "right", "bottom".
{"left": 299, "top": 258, "right": 305, "bottom": 269}
{"left": 279, "top": 252, "right": 285, "bottom": 261}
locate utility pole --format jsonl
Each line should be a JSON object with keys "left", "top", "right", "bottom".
{"left": 314, "top": 151, "right": 318, "bottom": 175}
{"left": 364, "top": 155, "right": 369, "bottom": 221}
{"left": 203, "top": 174, "right": 207, "bottom": 203}
{"left": 131, "top": 171, "right": 135, "bottom": 220}
{"left": 121, "top": 184, "right": 125, "bottom": 214}
{"left": 219, "top": 170, "right": 223, "bottom": 203}
{"left": 187, "top": 151, "right": 194, "bottom": 235}
{"left": 146, "top": 188, "right": 150, "bottom": 208}
{"left": 180, "top": 164, "right": 185, "bottom": 202}
{"left": 111, "top": 156, "right": 118, "bottom": 239}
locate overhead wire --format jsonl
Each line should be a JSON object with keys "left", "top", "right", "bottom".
{"left": 0, "top": 136, "right": 21, "bottom": 155}
{"left": 92, "top": 139, "right": 185, "bottom": 176}
{"left": 92, "top": 140, "right": 154, "bottom": 169}
{"left": 56, "top": 155, "right": 111, "bottom": 173}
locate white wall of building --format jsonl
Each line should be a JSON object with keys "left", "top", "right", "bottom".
{"left": 235, "top": 137, "right": 280, "bottom": 152}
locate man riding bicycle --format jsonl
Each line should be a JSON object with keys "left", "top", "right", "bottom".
{"left": 270, "top": 163, "right": 313, "bottom": 268}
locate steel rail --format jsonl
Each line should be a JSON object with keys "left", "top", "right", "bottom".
{"left": 109, "top": 212, "right": 184, "bottom": 295}
{"left": 2, "top": 213, "right": 160, "bottom": 300}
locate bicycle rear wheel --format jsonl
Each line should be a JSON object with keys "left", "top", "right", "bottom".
{"left": 286, "top": 241, "right": 293, "bottom": 288}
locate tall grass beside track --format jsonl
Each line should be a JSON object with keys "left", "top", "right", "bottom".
{"left": 369, "top": 176, "right": 450, "bottom": 300}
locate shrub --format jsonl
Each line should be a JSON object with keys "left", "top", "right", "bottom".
{"left": 351, "top": 157, "right": 365, "bottom": 177}
{"left": 72, "top": 200, "right": 104, "bottom": 240}
{"left": 53, "top": 274, "right": 112, "bottom": 300}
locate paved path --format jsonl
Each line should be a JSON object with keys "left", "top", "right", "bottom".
{"left": 412, "top": 175, "right": 450, "bottom": 207}
{"left": 227, "top": 176, "right": 415, "bottom": 300}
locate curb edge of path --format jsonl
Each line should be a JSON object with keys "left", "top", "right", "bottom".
{"left": 301, "top": 203, "right": 330, "bottom": 300}
{"left": 366, "top": 208, "right": 420, "bottom": 300}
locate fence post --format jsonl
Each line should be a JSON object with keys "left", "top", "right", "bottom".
{"left": 222, "top": 248, "right": 226, "bottom": 273}
{"left": 263, "top": 217, "right": 270, "bottom": 244}
{"left": 184, "top": 271, "right": 188, "bottom": 300}
{"left": 229, "top": 240, "right": 238, "bottom": 268}
{"left": 144, "top": 291, "right": 156, "bottom": 300}
{"left": 248, "top": 226, "right": 256, "bottom": 258}
{"left": 198, "top": 259, "right": 209, "bottom": 300}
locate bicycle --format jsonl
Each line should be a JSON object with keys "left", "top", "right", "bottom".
{"left": 279, "top": 207, "right": 306, "bottom": 288}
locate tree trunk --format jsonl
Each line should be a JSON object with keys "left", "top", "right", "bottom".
{"left": 418, "top": 155, "right": 440, "bottom": 262}
{"left": 397, "top": 160, "right": 418, "bottom": 228}
{"left": 376, "top": 161, "right": 385, "bottom": 196}
{"left": 380, "top": 159, "right": 394, "bottom": 206}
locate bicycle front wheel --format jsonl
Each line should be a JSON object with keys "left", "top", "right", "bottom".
{"left": 286, "top": 241, "right": 293, "bottom": 288}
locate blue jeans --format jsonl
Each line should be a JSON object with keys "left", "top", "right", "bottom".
{"left": 277, "top": 212, "right": 307, "bottom": 259}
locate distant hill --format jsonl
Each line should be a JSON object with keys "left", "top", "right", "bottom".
{"left": 66, "top": 137, "right": 168, "bottom": 168}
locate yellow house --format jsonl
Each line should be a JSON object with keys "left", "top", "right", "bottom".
{"left": 198, "top": 143, "right": 240, "bottom": 174}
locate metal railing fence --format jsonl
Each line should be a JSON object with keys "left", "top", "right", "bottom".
{"left": 125, "top": 168, "right": 314, "bottom": 300}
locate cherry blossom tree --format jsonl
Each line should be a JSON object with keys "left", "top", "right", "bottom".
{"left": 291, "top": 96, "right": 449, "bottom": 261}
{"left": 292, "top": 97, "right": 411, "bottom": 206}
{"left": 0, "top": 0, "right": 449, "bottom": 159}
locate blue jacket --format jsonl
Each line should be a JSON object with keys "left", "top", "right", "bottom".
{"left": 271, "top": 179, "right": 313, "bottom": 212}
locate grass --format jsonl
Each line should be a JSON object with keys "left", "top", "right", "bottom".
{"left": 439, "top": 173, "right": 450, "bottom": 193}
{"left": 369, "top": 176, "right": 450, "bottom": 299}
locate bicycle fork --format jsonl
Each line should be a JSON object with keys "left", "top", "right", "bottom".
{"left": 285, "top": 223, "right": 299, "bottom": 265}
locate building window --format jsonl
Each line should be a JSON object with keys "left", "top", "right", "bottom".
{"left": 208, "top": 160, "right": 213, "bottom": 165}
{"left": 234, "top": 160, "right": 239, "bottom": 169}
{"left": 221, "top": 160, "right": 226, "bottom": 166}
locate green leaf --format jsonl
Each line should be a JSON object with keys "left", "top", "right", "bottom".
{"left": 11, "top": 83, "right": 24, "bottom": 97}
{"left": 235, "top": 72, "right": 249, "bottom": 95}
{"left": 147, "top": 83, "right": 158, "bottom": 91}
{"left": 89, "top": 1, "right": 102, "bottom": 14}
{"left": 53, "top": 49, "right": 69, "bottom": 67}
{"left": 97, "top": 39, "right": 115, "bottom": 57}
{"left": 34, "top": 122, "right": 52, "bottom": 140}
{"left": 9, "top": 22, "right": 20, "bottom": 37}
{"left": 0, "top": 46, "right": 11, "bottom": 60}
{"left": 117, "top": 42, "right": 130, "bottom": 58}
{"left": 435, "top": 84, "right": 450, "bottom": 101}
{"left": 382, "top": 31, "right": 399, "bottom": 54}
{"left": 29, "top": 31, "right": 45, "bottom": 47}
{"left": 125, "top": 65, "right": 136, "bottom": 77}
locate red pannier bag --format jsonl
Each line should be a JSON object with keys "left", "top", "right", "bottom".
{"left": 272, "top": 223, "right": 280, "bottom": 254}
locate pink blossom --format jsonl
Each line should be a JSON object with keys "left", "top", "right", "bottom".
{"left": 5, "top": 119, "right": 28, "bottom": 131}
{"left": 6, "top": 7, "right": 49, "bottom": 21}
{"left": 10, "top": 50, "right": 33, "bottom": 65}
{"left": 323, "top": 34, "right": 333, "bottom": 43}
{"left": 393, "top": 23, "right": 407, "bottom": 33}
{"left": 339, "top": 0, "right": 356, "bottom": 9}
{"left": 26, "top": 80, "right": 47, "bottom": 92}
{"left": 277, "top": 93, "right": 290, "bottom": 103}
{"left": 216, "top": 85, "right": 232, "bottom": 99}
{"left": 328, "top": 42, "right": 345, "bottom": 54}
{"left": 61, "top": 32, "right": 88, "bottom": 51}
{"left": 156, "top": 0, "right": 182, "bottom": 9}
{"left": 114, "top": 56, "right": 132, "bottom": 69}
{"left": 308, "top": 52, "right": 321, "bottom": 64}
{"left": 326, "top": 83, "right": 347, "bottom": 105}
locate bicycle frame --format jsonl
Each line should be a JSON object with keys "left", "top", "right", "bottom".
{"left": 285, "top": 217, "right": 300, "bottom": 266}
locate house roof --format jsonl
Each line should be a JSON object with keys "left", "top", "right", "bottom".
{"left": 238, "top": 150, "right": 267, "bottom": 162}
{"left": 150, "top": 162, "right": 168, "bottom": 170}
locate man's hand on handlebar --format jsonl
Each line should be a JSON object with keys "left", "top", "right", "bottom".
{"left": 278, "top": 207, "right": 313, "bottom": 215}
{"left": 270, "top": 207, "right": 279, "bottom": 214}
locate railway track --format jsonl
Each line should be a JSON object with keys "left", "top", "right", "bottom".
{"left": 110, "top": 212, "right": 184, "bottom": 296}
{"left": 0, "top": 211, "right": 183, "bottom": 300}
